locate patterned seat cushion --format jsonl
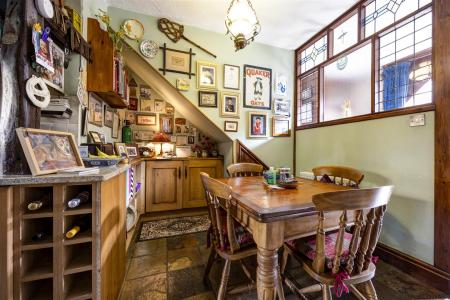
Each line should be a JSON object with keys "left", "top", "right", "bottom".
{"left": 219, "top": 210, "right": 255, "bottom": 251}
{"left": 287, "top": 232, "right": 354, "bottom": 271}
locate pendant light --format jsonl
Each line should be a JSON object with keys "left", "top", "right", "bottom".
{"left": 225, "top": 0, "right": 261, "bottom": 51}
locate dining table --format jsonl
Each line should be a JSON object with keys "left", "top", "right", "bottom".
{"left": 216, "top": 176, "right": 352, "bottom": 300}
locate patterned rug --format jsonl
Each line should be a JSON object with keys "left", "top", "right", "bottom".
{"left": 138, "top": 215, "right": 210, "bottom": 241}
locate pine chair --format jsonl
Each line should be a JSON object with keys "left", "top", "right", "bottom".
{"left": 281, "top": 186, "right": 393, "bottom": 300}
{"left": 313, "top": 166, "right": 365, "bottom": 188}
{"left": 227, "top": 163, "right": 264, "bottom": 177}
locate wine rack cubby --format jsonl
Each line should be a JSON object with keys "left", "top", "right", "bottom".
{"left": 64, "top": 271, "right": 92, "bottom": 300}
{"left": 21, "top": 278, "right": 53, "bottom": 300}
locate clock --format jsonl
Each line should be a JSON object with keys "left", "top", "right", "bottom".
{"left": 35, "top": 0, "right": 54, "bottom": 19}
{"left": 140, "top": 40, "right": 159, "bottom": 58}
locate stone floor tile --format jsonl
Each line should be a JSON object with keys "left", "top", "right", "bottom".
{"left": 168, "top": 247, "right": 204, "bottom": 271}
{"left": 168, "top": 266, "right": 209, "bottom": 300}
{"left": 120, "top": 273, "right": 167, "bottom": 300}
{"left": 127, "top": 254, "right": 167, "bottom": 280}
{"left": 133, "top": 238, "right": 167, "bottom": 257}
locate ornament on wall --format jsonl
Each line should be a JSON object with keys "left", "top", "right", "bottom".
{"left": 34, "top": 0, "right": 54, "bottom": 19}
{"left": 140, "top": 40, "right": 158, "bottom": 58}
{"left": 26, "top": 75, "right": 51, "bottom": 108}
{"left": 122, "top": 19, "right": 145, "bottom": 40}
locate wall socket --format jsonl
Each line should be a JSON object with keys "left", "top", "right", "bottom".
{"left": 409, "top": 114, "right": 425, "bottom": 127}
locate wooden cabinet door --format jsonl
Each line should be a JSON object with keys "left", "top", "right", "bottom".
{"left": 146, "top": 161, "right": 183, "bottom": 212}
{"left": 183, "top": 159, "right": 224, "bottom": 208}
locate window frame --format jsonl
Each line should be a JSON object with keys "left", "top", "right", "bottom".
{"left": 295, "top": 0, "right": 434, "bottom": 130}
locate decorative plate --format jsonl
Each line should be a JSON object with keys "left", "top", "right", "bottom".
{"left": 122, "top": 19, "right": 145, "bottom": 40}
{"left": 140, "top": 40, "right": 159, "bottom": 58}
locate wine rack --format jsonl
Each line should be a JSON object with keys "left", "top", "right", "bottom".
{"left": 14, "top": 184, "right": 97, "bottom": 300}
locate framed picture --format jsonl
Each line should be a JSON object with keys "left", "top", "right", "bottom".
{"left": 99, "top": 133, "right": 106, "bottom": 144}
{"left": 129, "top": 78, "right": 138, "bottom": 98}
{"left": 136, "top": 113, "right": 157, "bottom": 125}
{"left": 223, "top": 64, "right": 240, "bottom": 90}
{"left": 104, "top": 106, "right": 114, "bottom": 128}
{"left": 176, "top": 78, "right": 190, "bottom": 91}
{"left": 160, "top": 45, "right": 195, "bottom": 78}
{"left": 128, "top": 97, "right": 138, "bottom": 111}
{"left": 88, "top": 94, "right": 103, "bottom": 127}
{"left": 33, "top": 36, "right": 54, "bottom": 72}
{"left": 272, "top": 118, "right": 291, "bottom": 137}
{"left": 112, "top": 112, "right": 120, "bottom": 139}
{"left": 159, "top": 114, "right": 174, "bottom": 134}
{"left": 140, "top": 85, "right": 152, "bottom": 100}
{"left": 198, "top": 91, "right": 218, "bottom": 107}
{"left": 275, "top": 73, "right": 288, "bottom": 97}
{"left": 188, "top": 136, "right": 195, "bottom": 144}
{"left": 248, "top": 111, "right": 269, "bottom": 138}
{"left": 165, "top": 103, "right": 175, "bottom": 115}
{"left": 154, "top": 100, "right": 165, "bottom": 113}
{"left": 134, "top": 131, "right": 154, "bottom": 141}
{"left": 273, "top": 99, "right": 291, "bottom": 117}
{"left": 16, "top": 128, "right": 84, "bottom": 176}
{"left": 140, "top": 99, "right": 154, "bottom": 112}
{"left": 126, "top": 146, "right": 139, "bottom": 158}
{"left": 224, "top": 121, "right": 238, "bottom": 132}
{"left": 197, "top": 61, "right": 217, "bottom": 90}
{"left": 125, "top": 111, "right": 135, "bottom": 124}
{"left": 175, "top": 118, "right": 186, "bottom": 125}
{"left": 114, "top": 142, "right": 127, "bottom": 158}
{"left": 243, "top": 65, "right": 272, "bottom": 110}
{"left": 78, "top": 146, "right": 89, "bottom": 158}
{"left": 220, "top": 92, "right": 240, "bottom": 118}
{"left": 42, "top": 41, "right": 64, "bottom": 93}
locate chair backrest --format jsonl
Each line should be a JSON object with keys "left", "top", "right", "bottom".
{"left": 313, "top": 165, "right": 364, "bottom": 188}
{"left": 200, "top": 172, "right": 241, "bottom": 253}
{"left": 227, "top": 163, "right": 264, "bottom": 177}
{"left": 310, "top": 185, "right": 393, "bottom": 275}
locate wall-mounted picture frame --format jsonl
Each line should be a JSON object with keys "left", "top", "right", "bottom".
{"left": 16, "top": 128, "right": 84, "bottom": 176}
{"left": 243, "top": 65, "right": 272, "bottom": 110}
{"left": 176, "top": 78, "right": 190, "bottom": 91}
{"left": 223, "top": 64, "right": 240, "bottom": 90}
{"left": 159, "top": 43, "right": 196, "bottom": 78}
{"left": 88, "top": 93, "right": 103, "bottom": 127}
{"left": 128, "top": 97, "right": 138, "bottom": 111}
{"left": 274, "top": 73, "right": 288, "bottom": 97}
{"left": 188, "top": 136, "right": 195, "bottom": 144}
{"left": 154, "top": 100, "right": 165, "bottom": 113}
{"left": 165, "top": 103, "right": 175, "bottom": 115}
{"left": 140, "top": 99, "right": 154, "bottom": 112}
{"left": 197, "top": 61, "right": 218, "bottom": 90}
{"left": 114, "top": 142, "right": 127, "bottom": 158}
{"left": 140, "top": 85, "right": 152, "bottom": 100}
{"left": 248, "top": 111, "right": 269, "bottom": 138}
{"left": 136, "top": 113, "right": 157, "bottom": 126}
{"left": 33, "top": 36, "right": 54, "bottom": 72}
{"left": 126, "top": 145, "right": 139, "bottom": 158}
{"left": 220, "top": 92, "right": 240, "bottom": 118}
{"left": 272, "top": 118, "right": 291, "bottom": 137}
{"left": 125, "top": 111, "right": 136, "bottom": 124}
{"left": 273, "top": 98, "right": 291, "bottom": 117}
{"left": 104, "top": 106, "right": 115, "bottom": 128}
{"left": 42, "top": 40, "right": 64, "bottom": 93}
{"left": 89, "top": 131, "right": 102, "bottom": 143}
{"left": 159, "top": 114, "right": 174, "bottom": 134}
{"left": 198, "top": 91, "right": 218, "bottom": 107}
{"left": 112, "top": 112, "right": 120, "bottom": 139}
{"left": 224, "top": 121, "right": 238, "bottom": 132}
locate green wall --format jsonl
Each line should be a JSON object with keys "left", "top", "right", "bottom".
{"left": 107, "top": 7, "right": 294, "bottom": 169}
{"left": 296, "top": 112, "right": 435, "bottom": 264}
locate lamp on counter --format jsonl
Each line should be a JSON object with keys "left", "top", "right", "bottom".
{"left": 149, "top": 132, "right": 174, "bottom": 157}
{"left": 225, "top": 0, "right": 261, "bottom": 51}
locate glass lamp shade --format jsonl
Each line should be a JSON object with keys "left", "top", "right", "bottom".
{"left": 225, "top": 0, "right": 261, "bottom": 50}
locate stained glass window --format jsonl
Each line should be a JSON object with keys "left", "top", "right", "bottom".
{"left": 298, "top": 72, "right": 319, "bottom": 126}
{"left": 333, "top": 13, "right": 359, "bottom": 55}
{"left": 299, "top": 36, "right": 327, "bottom": 74}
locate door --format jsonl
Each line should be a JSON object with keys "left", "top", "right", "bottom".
{"left": 146, "top": 161, "right": 183, "bottom": 212}
{"left": 183, "top": 159, "right": 224, "bottom": 208}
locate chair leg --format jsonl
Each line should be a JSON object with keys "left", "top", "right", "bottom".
{"left": 280, "top": 247, "right": 289, "bottom": 274}
{"left": 276, "top": 266, "right": 285, "bottom": 300}
{"left": 240, "top": 259, "right": 255, "bottom": 283}
{"left": 218, "top": 259, "right": 231, "bottom": 300}
{"left": 322, "top": 284, "right": 333, "bottom": 300}
{"left": 203, "top": 247, "right": 216, "bottom": 284}
{"left": 362, "top": 280, "right": 378, "bottom": 300}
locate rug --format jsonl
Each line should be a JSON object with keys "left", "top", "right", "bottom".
{"left": 138, "top": 215, "right": 210, "bottom": 241}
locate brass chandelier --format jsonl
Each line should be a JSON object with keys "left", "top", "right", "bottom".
{"left": 225, "top": 0, "right": 261, "bottom": 51}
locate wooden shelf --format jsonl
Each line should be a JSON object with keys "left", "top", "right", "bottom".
{"left": 63, "top": 229, "right": 92, "bottom": 246}
{"left": 22, "top": 279, "right": 53, "bottom": 300}
{"left": 21, "top": 249, "right": 53, "bottom": 282}
{"left": 22, "top": 264, "right": 53, "bottom": 282}
{"left": 22, "top": 236, "right": 53, "bottom": 251}
{"left": 22, "top": 207, "right": 53, "bottom": 219}
{"left": 64, "top": 243, "right": 92, "bottom": 275}
{"left": 63, "top": 203, "right": 92, "bottom": 216}
{"left": 65, "top": 271, "right": 92, "bottom": 300}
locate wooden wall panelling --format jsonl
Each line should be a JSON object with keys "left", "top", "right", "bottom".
{"left": 235, "top": 140, "right": 269, "bottom": 170}
{"left": 0, "top": 187, "right": 13, "bottom": 300}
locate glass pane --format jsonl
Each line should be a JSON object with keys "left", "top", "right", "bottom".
{"left": 333, "top": 14, "right": 358, "bottom": 55}
{"left": 299, "top": 35, "right": 327, "bottom": 74}
{"left": 322, "top": 43, "right": 372, "bottom": 122}
{"left": 297, "top": 72, "right": 319, "bottom": 126}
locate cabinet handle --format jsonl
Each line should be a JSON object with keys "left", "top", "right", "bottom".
{"left": 185, "top": 167, "right": 188, "bottom": 178}
{"left": 178, "top": 167, "right": 181, "bottom": 179}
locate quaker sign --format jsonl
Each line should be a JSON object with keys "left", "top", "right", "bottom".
{"left": 243, "top": 65, "right": 272, "bottom": 110}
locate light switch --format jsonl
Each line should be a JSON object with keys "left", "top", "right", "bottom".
{"left": 409, "top": 114, "right": 425, "bottom": 127}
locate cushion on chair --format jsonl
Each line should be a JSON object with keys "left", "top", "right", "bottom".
{"left": 219, "top": 210, "right": 255, "bottom": 251}
{"left": 287, "top": 232, "right": 354, "bottom": 271}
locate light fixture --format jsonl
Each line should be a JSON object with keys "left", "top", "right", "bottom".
{"left": 225, "top": 0, "right": 261, "bottom": 51}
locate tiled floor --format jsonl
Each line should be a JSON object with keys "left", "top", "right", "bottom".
{"left": 120, "top": 216, "right": 449, "bottom": 300}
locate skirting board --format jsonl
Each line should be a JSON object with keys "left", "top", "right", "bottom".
{"left": 375, "top": 243, "right": 450, "bottom": 294}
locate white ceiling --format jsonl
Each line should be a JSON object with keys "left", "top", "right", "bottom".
{"left": 106, "top": 0, "right": 358, "bottom": 50}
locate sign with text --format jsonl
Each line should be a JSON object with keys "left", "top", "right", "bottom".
{"left": 243, "top": 65, "right": 272, "bottom": 110}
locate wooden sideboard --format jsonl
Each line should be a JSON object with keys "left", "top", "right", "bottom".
{"left": 145, "top": 158, "right": 223, "bottom": 212}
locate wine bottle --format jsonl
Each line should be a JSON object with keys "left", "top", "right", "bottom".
{"left": 27, "top": 197, "right": 49, "bottom": 211}
{"left": 65, "top": 217, "right": 89, "bottom": 239}
{"left": 67, "top": 191, "right": 90, "bottom": 209}
{"left": 31, "top": 231, "right": 46, "bottom": 242}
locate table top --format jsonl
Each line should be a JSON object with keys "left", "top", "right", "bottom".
{"left": 216, "top": 176, "right": 349, "bottom": 222}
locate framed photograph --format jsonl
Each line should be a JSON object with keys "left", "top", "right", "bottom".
{"left": 140, "top": 99, "right": 154, "bottom": 112}
{"left": 99, "top": 133, "right": 106, "bottom": 144}
{"left": 154, "top": 100, "right": 165, "bottom": 113}
{"left": 275, "top": 73, "right": 288, "bottom": 97}
{"left": 223, "top": 64, "right": 240, "bottom": 90}
{"left": 128, "top": 97, "right": 138, "bottom": 111}
{"left": 88, "top": 94, "right": 103, "bottom": 127}
{"left": 224, "top": 121, "right": 238, "bottom": 132}
{"left": 89, "top": 131, "right": 102, "bottom": 143}
{"left": 134, "top": 130, "right": 154, "bottom": 141}
{"left": 78, "top": 146, "right": 89, "bottom": 158}
{"left": 42, "top": 41, "right": 64, "bottom": 93}
{"left": 140, "top": 85, "right": 152, "bottom": 100}
{"left": 198, "top": 91, "right": 218, "bottom": 107}
{"left": 112, "top": 112, "right": 120, "bottom": 139}
{"left": 126, "top": 146, "right": 139, "bottom": 158}
{"left": 188, "top": 136, "right": 195, "bottom": 144}
{"left": 272, "top": 118, "right": 291, "bottom": 137}
{"left": 136, "top": 113, "right": 157, "bottom": 125}
{"left": 125, "top": 111, "right": 135, "bottom": 124}
{"left": 104, "top": 106, "right": 114, "bottom": 128}
{"left": 248, "top": 111, "right": 269, "bottom": 138}
{"left": 159, "top": 114, "right": 174, "bottom": 134}
{"left": 197, "top": 61, "right": 218, "bottom": 90}
{"left": 220, "top": 92, "right": 240, "bottom": 118}
{"left": 244, "top": 65, "right": 272, "bottom": 110}
{"left": 176, "top": 78, "right": 190, "bottom": 91}
{"left": 165, "top": 103, "right": 175, "bottom": 115}
{"left": 33, "top": 36, "right": 54, "bottom": 72}
{"left": 16, "top": 128, "right": 84, "bottom": 176}
{"left": 273, "top": 99, "right": 291, "bottom": 117}
{"left": 114, "top": 142, "right": 128, "bottom": 158}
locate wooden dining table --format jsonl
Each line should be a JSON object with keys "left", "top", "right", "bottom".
{"left": 216, "top": 176, "right": 351, "bottom": 300}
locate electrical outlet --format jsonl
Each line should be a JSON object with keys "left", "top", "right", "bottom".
{"left": 409, "top": 114, "right": 425, "bottom": 127}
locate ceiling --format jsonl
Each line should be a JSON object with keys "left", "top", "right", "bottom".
{"left": 106, "top": 0, "right": 358, "bottom": 50}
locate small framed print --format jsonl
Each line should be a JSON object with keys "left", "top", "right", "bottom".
{"left": 128, "top": 97, "right": 138, "bottom": 111}
{"left": 42, "top": 40, "right": 64, "bottom": 93}
{"left": 166, "top": 103, "right": 175, "bottom": 114}
{"left": 159, "top": 114, "right": 174, "bottom": 134}
{"left": 274, "top": 73, "right": 288, "bottom": 97}
{"left": 126, "top": 145, "right": 139, "bottom": 158}
{"left": 220, "top": 92, "right": 240, "bottom": 118}
{"left": 114, "top": 142, "right": 127, "bottom": 158}
{"left": 154, "top": 100, "right": 165, "bottom": 113}
{"left": 140, "top": 85, "right": 152, "bottom": 100}
{"left": 197, "top": 61, "right": 217, "bottom": 90}
{"left": 273, "top": 99, "right": 291, "bottom": 117}
{"left": 89, "top": 131, "right": 102, "bottom": 143}
{"left": 125, "top": 111, "right": 135, "bottom": 124}
{"left": 88, "top": 93, "right": 103, "bottom": 127}
{"left": 188, "top": 136, "right": 195, "bottom": 144}
{"left": 104, "top": 106, "right": 115, "bottom": 128}
{"left": 248, "top": 111, "right": 268, "bottom": 138}
{"left": 140, "top": 99, "right": 154, "bottom": 112}
{"left": 78, "top": 146, "right": 89, "bottom": 158}
{"left": 198, "top": 91, "right": 218, "bottom": 107}
{"left": 176, "top": 78, "right": 190, "bottom": 91}
{"left": 112, "top": 112, "right": 120, "bottom": 139}
{"left": 224, "top": 121, "right": 238, "bottom": 132}
{"left": 223, "top": 64, "right": 240, "bottom": 90}
{"left": 272, "top": 118, "right": 291, "bottom": 137}
{"left": 136, "top": 113, "right": 157, "bottom": 126}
